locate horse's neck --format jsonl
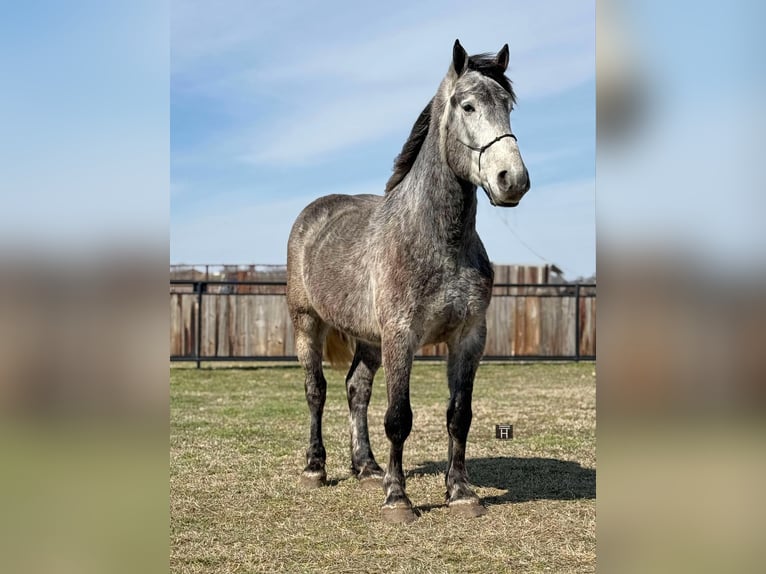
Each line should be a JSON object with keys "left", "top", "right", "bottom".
{"left": 394, "top": 121, "right": 478, "bottom": 252}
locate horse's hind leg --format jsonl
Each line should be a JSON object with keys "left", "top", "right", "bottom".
{"left": 345, "top": 342, "right": 384, "bottom": 487}
{"left": 294, "top": 312, "right": 329, "bottom": 488}
{"left": 445, "top": 323, "right": 488, "bottom": 517}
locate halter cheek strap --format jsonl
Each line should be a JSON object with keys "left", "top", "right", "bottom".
{"left": 459, "top": 133, "right": 517, "bottom": 174}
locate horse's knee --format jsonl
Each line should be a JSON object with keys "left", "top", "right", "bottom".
{"left": 384, "top": 402, "right": 412, "bottom": 444}
{"left": 305, "top": 387, "right": 325, "bottom": 408}
{"left": 304, "top": 374, "right": 327, "bottom": 407}
{"left": 347, "top": 380, "right": 372, "bottom": 407}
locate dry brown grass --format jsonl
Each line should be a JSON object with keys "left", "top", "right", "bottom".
{"left": 171, "top": 362, "right": 595, "bottom": 573}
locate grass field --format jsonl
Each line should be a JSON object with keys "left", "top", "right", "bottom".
{"left": 171, "top": 362, "right": 596, "bottom": 573}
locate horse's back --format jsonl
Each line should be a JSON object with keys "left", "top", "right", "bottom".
{"left": 289, "top": 193, "right": 378, "bottom": 239}
{"left": 288, "top": 193, "right": 380, "bottom": 265}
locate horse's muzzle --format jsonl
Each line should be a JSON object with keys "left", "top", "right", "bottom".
{"left": 489, "top": 167, "right": 530, "bottom": 207}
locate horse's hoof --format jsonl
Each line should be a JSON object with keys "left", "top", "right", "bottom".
{"left": 381, "top": 502, "right": 418, "bottom": 524}
{"left": 299, "top": 470, "right": 326, "bottom": 488}
{"left": 448, "top": 498, "right": 487, "bottom": 517}
{"left": 357, "top": 468, "right": 385, "bottom": 489}
{"left": 359, "top": 475, "right": 384, "bottom": 489}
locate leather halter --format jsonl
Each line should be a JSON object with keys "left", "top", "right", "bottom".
{"left": 458, "top": 133, "right": 517, "bottom": 174}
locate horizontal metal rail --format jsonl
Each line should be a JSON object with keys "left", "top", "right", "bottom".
{"left": 171, "top": 279, "right": 595, "bottom": 288}
{"left": 170, "top": 355, "right": 596, "bottom": 364}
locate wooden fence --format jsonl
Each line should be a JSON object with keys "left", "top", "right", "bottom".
{"left": 170, "top": 265, "right": 595, "bottom": 364}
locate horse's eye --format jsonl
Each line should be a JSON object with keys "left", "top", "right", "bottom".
{"left": 462, "top": 103, "right": 475, "bottom": 113}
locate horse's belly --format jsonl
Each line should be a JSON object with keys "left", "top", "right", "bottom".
{"left": 308, "top": 279, "right": 380, "bottom": 342}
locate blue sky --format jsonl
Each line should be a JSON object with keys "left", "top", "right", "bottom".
{"left": 171, "top": 1, "right": 595, "bottom": 278}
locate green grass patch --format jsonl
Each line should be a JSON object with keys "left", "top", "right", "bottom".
{"left": 171, "top": 362, "right": 595, "bottom": 573}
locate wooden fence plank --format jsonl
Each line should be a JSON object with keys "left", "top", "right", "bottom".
{"left": 580, "top": 296, "right": 596, "bottom": 356}
{"left": 170, "top": 265, "right": 595, "bottom": 360}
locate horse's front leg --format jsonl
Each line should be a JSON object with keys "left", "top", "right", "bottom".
{"left": 380, "top": 329, "right": 417, "bottom": 523}
{"left": 445, "top": 322, "right": 487, "bottom": 517}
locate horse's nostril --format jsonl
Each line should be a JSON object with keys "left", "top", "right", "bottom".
{"left": 497, "top": 171, "right": 509, "bottom": 188}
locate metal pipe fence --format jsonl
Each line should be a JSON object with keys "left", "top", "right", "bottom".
{"left": 170, "top": 280, "right": 595, "bottom": 366}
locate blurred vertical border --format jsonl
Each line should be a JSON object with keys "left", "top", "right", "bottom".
{"left": 598, "top": 0, "right": 766, "bottom": 571}
{"left": 0, "top": 2, "right": 169, "bottom": 573}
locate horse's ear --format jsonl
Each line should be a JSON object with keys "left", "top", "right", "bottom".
{"left": 497, "top": 44, "right": 510, "bottom": 71}
{"left": 453, "top": 39, "right": 468, "bottom": 75}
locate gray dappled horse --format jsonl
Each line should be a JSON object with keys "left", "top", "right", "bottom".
{"left": 287, "top": 40, "right": 530, "bottom": 523}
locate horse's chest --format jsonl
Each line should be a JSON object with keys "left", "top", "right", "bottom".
{"left": 422, "top": 275, "right": 491, "bottom": 343}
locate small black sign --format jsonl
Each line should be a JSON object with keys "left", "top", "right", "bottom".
{"left": 495, "top": 424, "right": 513, "bottom": 440}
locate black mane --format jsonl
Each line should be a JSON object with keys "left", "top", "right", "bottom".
{"left": 385, "top": 99, "right": 432, "bottom": 193}
{"left": 384, "top": 54, "right": 515, "bottom": 194}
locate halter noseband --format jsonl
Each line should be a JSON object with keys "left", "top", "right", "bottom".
{"left": 459, "top": 133, "right": 517, "bottom": 174}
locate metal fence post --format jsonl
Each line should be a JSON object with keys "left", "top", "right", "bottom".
{"left": 574, "top": 283, "right": 581, "bottom": 361}
{"left": 195, "top": 281, "right": 204, "bottom": 368}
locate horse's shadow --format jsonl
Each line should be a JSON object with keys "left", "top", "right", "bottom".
{"left": 407, "top": 457, "right": 595, "bottom": 509}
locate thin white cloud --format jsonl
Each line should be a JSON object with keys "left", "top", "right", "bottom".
{"left": 173, "top": 1, "right": 594, "bottom": 167}
{"left": 241, "top": 86, "right": 431, "bottom": 166}
{"left": 171, "top": 0, "right": 304, "bottom": 75}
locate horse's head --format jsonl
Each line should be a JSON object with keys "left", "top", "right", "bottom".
{"left": 443, "top": 40, "right": 530, "bottom": 207}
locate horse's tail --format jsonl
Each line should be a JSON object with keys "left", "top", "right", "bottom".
{"left": 324, "top": 328, "right": 355, "bottom": 369}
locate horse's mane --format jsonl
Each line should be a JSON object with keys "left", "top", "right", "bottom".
{"left": 384, "top": 54, "right": 516, "bottom": 194}
{"left": 385, "top": 100, "right": 432, "bottom": 193}
{"left": 466, "top": 53, "right": 516, "bottom": 102}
